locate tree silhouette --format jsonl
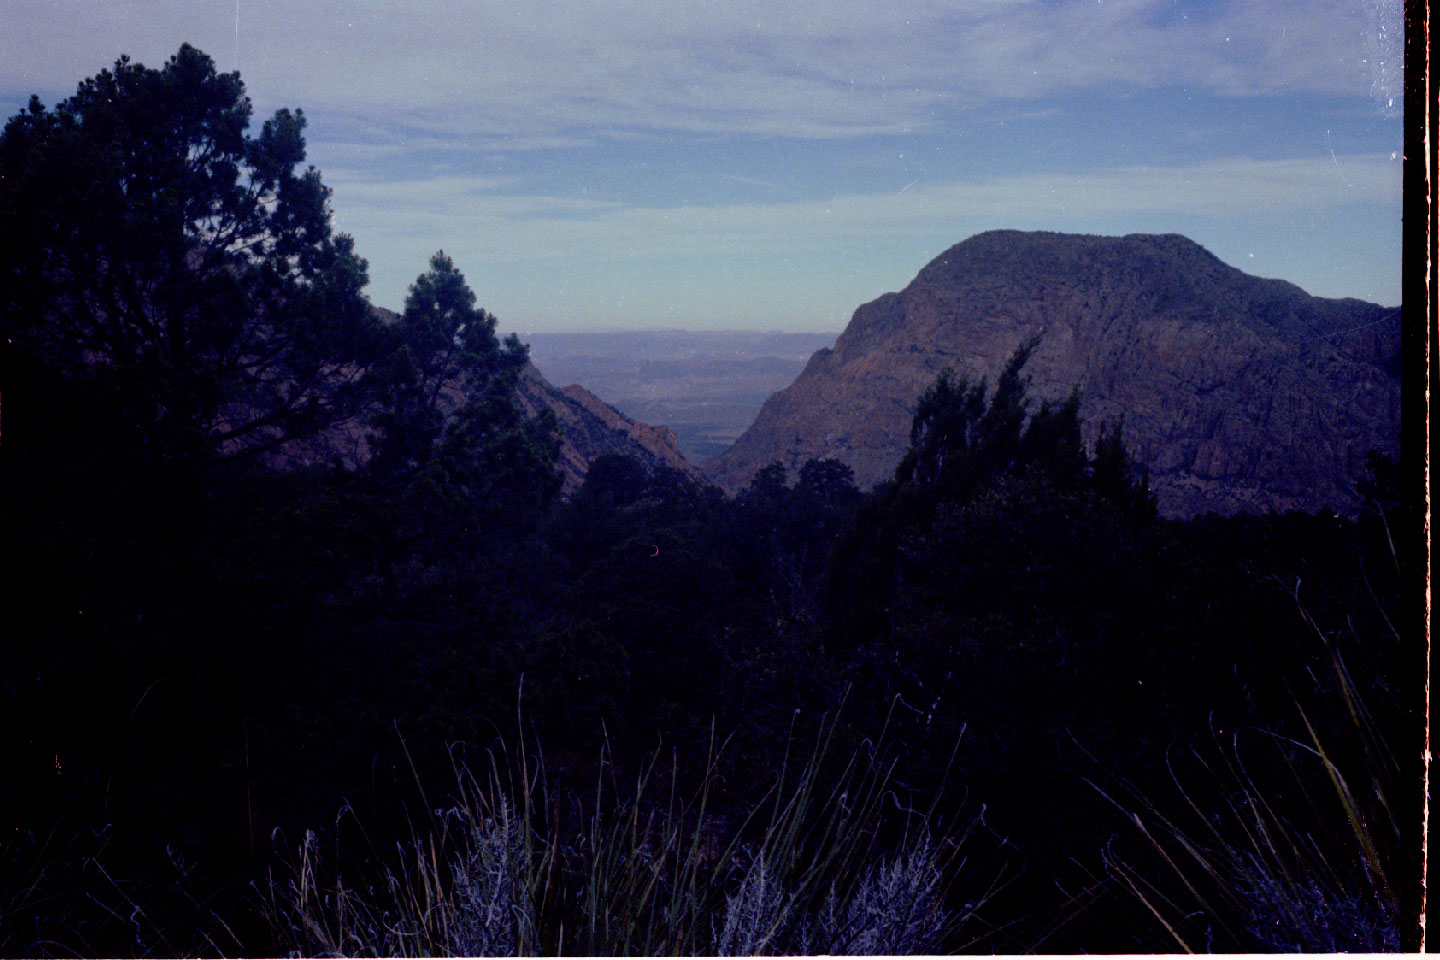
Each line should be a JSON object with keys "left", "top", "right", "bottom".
{"left": 366, "top": 252, "right": 560, "bottom": 550}
{"left": 0, "top": 43, "right": 375, "bottom": 471}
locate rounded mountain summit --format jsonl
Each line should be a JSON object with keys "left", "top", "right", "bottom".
{"left": 705, "top": 231, "right": 1401, "bottom": 518}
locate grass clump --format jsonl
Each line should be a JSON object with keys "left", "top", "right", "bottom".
{"left": 715, "top": 831, "right": 950, "bottom": 956}
{"left": 260, "top": 703, "right": 995, "bottom": 956}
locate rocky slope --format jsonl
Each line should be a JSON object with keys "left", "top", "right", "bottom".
{"left": 513, "top": 362, "right": 706, "bottom": 493}
{"left": 272, "top": 307, "right": 702, "bottom": 494}
{"left": 705, "top": 231, "right": 1401, "bottom": 517}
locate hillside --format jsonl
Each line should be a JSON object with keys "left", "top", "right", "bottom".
{"left": 271, "top": 307, "right": 702, "bottom": 494}
{"left": 513, "top": 362, "right": 705, "bottom": 492}
{"left": 705, "top": 231, "right": 1401, "bottom": 517}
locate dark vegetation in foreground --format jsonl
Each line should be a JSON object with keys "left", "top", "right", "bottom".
{"left": 1, "top": 46, "right": 1424, "bottom": 955}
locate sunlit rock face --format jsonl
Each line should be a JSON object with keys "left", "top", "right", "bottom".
{"left": 706, "top": 231, "right": 1401, "bottom": 518}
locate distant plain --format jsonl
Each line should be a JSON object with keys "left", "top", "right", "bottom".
{"left": 522, "top": 330, "right": 837, "bottom": 462}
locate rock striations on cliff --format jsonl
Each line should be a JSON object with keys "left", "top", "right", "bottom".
{"left": 705, "top": 231, "right": 1401, "bottom": 517}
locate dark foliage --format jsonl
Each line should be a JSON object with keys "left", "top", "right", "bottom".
{"left": 0, "top": 44, "right": 377, "bottom": 473}
{"left": 0, "top": 48, "right": 1422, "bottom": 957}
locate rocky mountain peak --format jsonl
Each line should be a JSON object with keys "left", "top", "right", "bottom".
{"left": 706, "top": 231, "right": 1400, "bottom": 517}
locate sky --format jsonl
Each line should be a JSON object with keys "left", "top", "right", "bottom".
{"left": 1, "top": 0, "right": 1406, "bottom": 332}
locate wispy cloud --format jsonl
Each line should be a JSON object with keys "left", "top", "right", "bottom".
{"left": 1, "top": 0, "right": 1401, "bottom": 142}
{"left": 3, "top": 1, "right": 1400, "bottom": 324}
{"left": 330, "top": 154, "right": 1401, "bottom": 266}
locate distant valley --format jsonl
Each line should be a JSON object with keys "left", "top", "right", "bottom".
{"left": 521, "top": 330, "right": 837, "bottom": 462}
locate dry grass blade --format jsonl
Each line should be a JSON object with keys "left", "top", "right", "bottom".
{"left": 259, "top": 702, "right": 990, "bottom": 956}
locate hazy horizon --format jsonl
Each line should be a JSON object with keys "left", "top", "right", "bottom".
{"left": 3, "top": 1, "right": 1404, "bottom": 331}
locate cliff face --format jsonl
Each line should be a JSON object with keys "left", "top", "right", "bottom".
{"left": 513, "top": 363, "right": 706, "bottom": 494}
{"left": 705, "top": 231, "right": 1401, "bottom": 517}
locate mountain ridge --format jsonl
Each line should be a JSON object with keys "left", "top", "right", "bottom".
{"left": 705, "top": 230, "right": 1400, "bottom": 517}
{"left": 513, "top": 364, "right": 705, "bottom": 492}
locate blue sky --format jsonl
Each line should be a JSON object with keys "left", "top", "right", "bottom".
{"left": 2, "top": 0, "right": 1404, "bottom": 331}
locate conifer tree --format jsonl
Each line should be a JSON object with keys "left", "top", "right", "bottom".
{"left": 368, "top": 252, "right": 559, "bottom": 543}
{"left": 0, "top": 44, "right": 376, "bottom": 470}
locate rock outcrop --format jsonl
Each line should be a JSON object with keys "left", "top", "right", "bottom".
{"left": 705, "top": 231, "right": 1401, "bottom": 517}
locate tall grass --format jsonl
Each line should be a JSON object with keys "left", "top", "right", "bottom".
{"left": 260, "top": 703, "right": 995, "bottom": 956}
{"left": 1090, "top": 571, "right": 1417, "bottom": 952}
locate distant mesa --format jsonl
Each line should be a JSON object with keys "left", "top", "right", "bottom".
{"left": 705, "top": 230, "right": 1401, "bottom": 518}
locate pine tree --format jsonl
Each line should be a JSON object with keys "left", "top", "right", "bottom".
{"left": 367, "top": 252, "right": 560, "bottom": 546}
{"left": 0, "top": 44, "right": 376, "bottom": 471}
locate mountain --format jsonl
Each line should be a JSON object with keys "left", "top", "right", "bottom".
{"left": 271, "top": 306, "right": 703, "bottom": 494}
{"left": 513, "top": 362, "right": 706, "bottom": 493}
{"left": 705, "top": 231, "right": 1401, "bottom": 517}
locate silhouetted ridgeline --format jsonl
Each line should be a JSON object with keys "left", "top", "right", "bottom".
{"left": 268, "top": 306, "right": 704, "bottom": 494}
